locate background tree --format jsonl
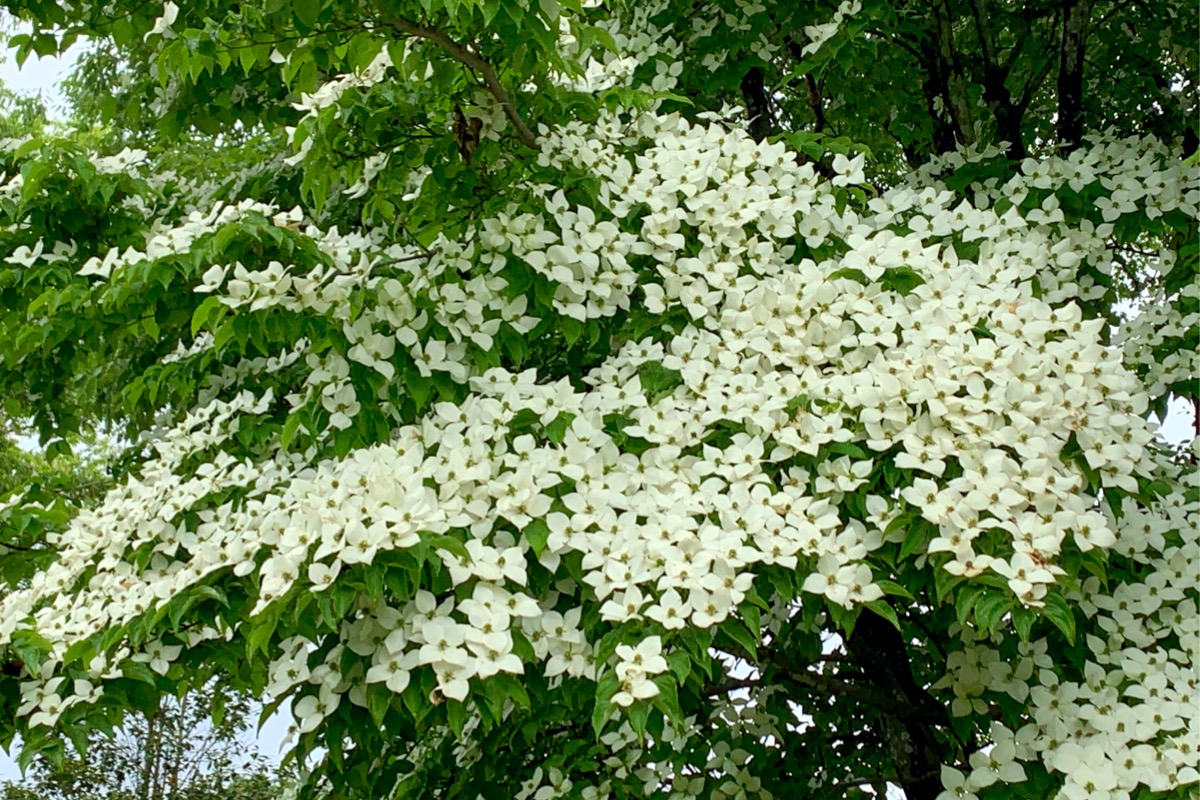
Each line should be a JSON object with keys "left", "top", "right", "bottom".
{"left": 0, "top": 684, "right": 290, "bottom": 800}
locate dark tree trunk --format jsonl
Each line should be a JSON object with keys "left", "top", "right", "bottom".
{"left": 929, "top": 0, "right": 977, "bottom": 147}
{"left": 845, "top": 610, "right": 951, "bottom": 800}
{"left": 741, "top": 66, "right": 773, "bottom": 141}
{"left": 1057, "top": 0, "right": 1092, "bottom": 151}
{"left": 967, "top": 0, "right": 1027, "bottom": 159}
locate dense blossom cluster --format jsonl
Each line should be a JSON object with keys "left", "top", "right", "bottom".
{"left": 936, "top": 480, "right": 1199, "bottom": 798}
{"left": 0, "top": 3, "right": 1197, "bottom": 797}
{"left": 2, "top": 104, "right": 1197, "bottom": 797}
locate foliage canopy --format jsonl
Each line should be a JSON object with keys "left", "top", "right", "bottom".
{"left": 0, "top": 1, "right": 1196, "bottom": 799}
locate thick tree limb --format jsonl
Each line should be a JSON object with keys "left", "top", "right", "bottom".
{"left": 1057, "top": 0, "right": 1092, "bottom": 151}
{"left": 930, "top": 0, "right": 976, "bottom": 147}
{"left": 759, "top": 635, "right": 948, "bottom": 727}
{"left": 780, "top": 668, "right": 947, "bottom": 725}
{"left": 740, "top": 65, "right": 774, "bottom": 142}
{"left": 846, "top": 610, "right": 951, "bottom": 800}
{"left": 374, "top": 8, "right": 540, "bottom": 149}
{"left": 966, "top": 0, "right": 1027, "bottom": 159}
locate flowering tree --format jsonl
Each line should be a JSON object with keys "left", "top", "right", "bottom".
{"left": 0, "top": 1, "right": 1197, "bottom": 799}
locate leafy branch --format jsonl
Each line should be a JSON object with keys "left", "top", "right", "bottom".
{"left": 371, "top": 6, "right": 540, "bottom": 149}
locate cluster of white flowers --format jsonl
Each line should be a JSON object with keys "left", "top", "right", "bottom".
{"left": 74, "top": 198, "right": 289, "bottom": 279}
{"left": 1117, "top": 282, "right": 1199, "bottom": 399}
{"left": 4, "top": 237, "right": 76, "bottom": 268}
{"left": 291, "top": 48, "right": 393, "bottom": 117}
{"left": 2, "top": 70, "right": 1198, "bottom": 798}
{"left": 91, "top": 147, "right": 149, "bottom": 174}
{"left": 935, "top": 477, "right": 1199, "bottom": 799}
{"left": 911, "top": 134, "right": 1199, "bottom": 306}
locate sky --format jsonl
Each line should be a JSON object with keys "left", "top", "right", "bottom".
{"left": 0, "top": 26, "right": 80, "bottom": 116}
{"left": 0, "top": 15, "right": 1195, "bottom": 794}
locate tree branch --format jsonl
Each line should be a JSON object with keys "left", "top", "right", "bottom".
{"left": 1057, "top": 0, "right": 1092, "bottom": 151}
{"left": 930, "top": 0, "right": 977, "bottom": 146}
{"left": 740, "top": 65, "right": 774, "bottom": 141}
{"left": 966, "top": 0, "right": 1027, "bottom": 159}
{"left": 373, "top": 9, "right": 540, "bottom": 150}
{"left": 703, "top": 676, "right": 761, "bottom": 697}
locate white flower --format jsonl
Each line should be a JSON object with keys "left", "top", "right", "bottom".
{"left": 322, "top": 383, "right": 360, "bottom": 429}
{"left": 616, "top": 636, "right": 668, "bottom": 680}
{"left": 132, "top": 640, "right": 182, "bottom": 675}
{"left": 6, "top": 239, "right": 44, "bottom": 267}
{"left": 832, "top": 153, "right": 865, "bottom": 186}
{"left": 293, "top": 685, "right": 340, "bottom": 734}
{"left": 935, "top": 765, "right": 978, "bottom": 800}
{"left": 145, "top": 1, "right": 179, "bottom": 40}
{"left": 645, "top": 589, "right": 691, "bottom": 630}
{"left": 365, "top": 648, "right": 418, "bottom": 693}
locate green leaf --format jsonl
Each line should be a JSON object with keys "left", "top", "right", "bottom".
{"left": 1041, "top": 593, "right": 1076, "bottom": 645}
{"left": 881, "top": 266, "right": 925, "bottom": 295}
{"left": 560, "top": 318, "right": 583, "bottom": 346}
{"left": 666, "top": 650, "right": 691, "bottom": 684}
{"left": 592, "top": 670, "right": 618, "bottom": 737}
{"left": 973, "top": 591, "right": 1014, "bottom": 633}
{"left": 875, "top": 579, "right": 914, "bottom": 600}
{"left": 864, "top": 599, "right": 900, "bottom": 631}
{"left": 899, "top": 520, "right": 933, "bottom": 561}
{"left": 11, "top": 630, "right": 53, "bottom": 671}
{"left": 295, "top": 0, "right": 320, "bottom": 28}
{"left": 191, "top": 295, "right": 223, "bottom": 335}
{"left": 651, "top": 674, "right": 683, "bottom": 728}
{"left": 246, "top": 607, "right": 281, "bottom": 659}
{"left": 524, "top": 518, "right": 550, "bottom": 558}
{"left": 368, "top": 683, "right": 391, "bottom": 726}
{"left": 280, "top": 413, "right": 302, "bottom": 449}
{"left": 446, "top": 699, "right": 468, "bottom": 739}
{"left": 511, "top": 628, "right": 535, "bottom": 662}
{"left": 717, "top": 618, "right": 758, "bottom": 661}
{"left": 426, "top": 534, "right": 471, "bottom": 562}
{"left": 544, "top": 412, "right": 574, "bottom": 444}
{"left": 955, "top": 584, "right": 984, "bottom": 628}
{"left": 1011, "top": 606, "right": 1036, "bottom": 642}
{"left": 627, "top": 699, "right": 649, "bottom": 740}
{"left": 740, "top": 603, "right": 761, "bottom": 644}
{"left": 121, "top": 659, "right": 158, "bottom": 685}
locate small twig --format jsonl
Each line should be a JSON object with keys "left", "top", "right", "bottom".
{"left": 373, "top": 7, "right": 539, "bottom": 149}
{"left": 0, "top": 541, "right": 47, "bottom": 553}
{"left": 833, "top": 775, "right": 901, "bottom": 790}
{"left": 703, "top": 677, "right": 761, "bottom": 697}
